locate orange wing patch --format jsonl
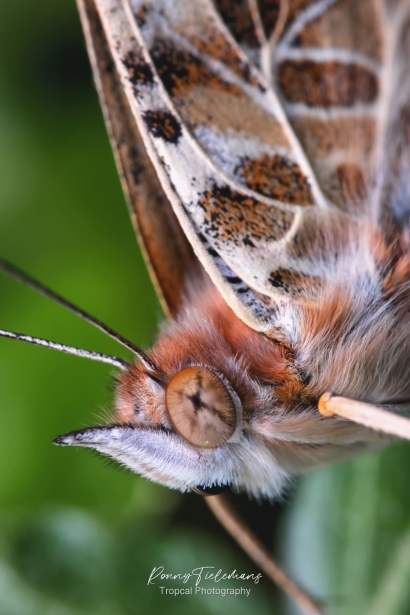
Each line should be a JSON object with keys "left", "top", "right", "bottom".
{"left": 237, "top": 153, "right": 315, "bottom": 204}
{"left": 278, "top": 60, "right": 378, "bottom": 107}
{"left": 198, "top": 184, "right": 295, "bottom": 248}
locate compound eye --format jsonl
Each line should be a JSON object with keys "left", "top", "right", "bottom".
{"left": 165, "top": 366, "right": 238, "bottom": 448}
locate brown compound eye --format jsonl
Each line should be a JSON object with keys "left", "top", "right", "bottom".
{"left": 165, "top": 366, "right": 239, "bottom": 448}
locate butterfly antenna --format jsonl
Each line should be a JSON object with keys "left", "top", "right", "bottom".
{"left": 0, "top": 329, "right": 127, "bottom": 369}
{"left": 0, "top": 258, "right": 156, "bottom": 371}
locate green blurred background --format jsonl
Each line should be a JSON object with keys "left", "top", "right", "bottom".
{"left": 1, "top": 2, "right": 410, "bottom": 614}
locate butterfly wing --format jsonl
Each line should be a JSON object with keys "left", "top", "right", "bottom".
{"left": 220, "top": 0, "right": 382, "bottom": 209}
{"left": 74, "top": 0, "right": 329, "bottom": 331}
{"left": 56, "top": 0, "right": 410, "bottom": 499}
{"left": 77, "top": 0, "right": 196, "bottom": 317}
{"left": 77, "top": 0, "right": 410, "bottom": 332}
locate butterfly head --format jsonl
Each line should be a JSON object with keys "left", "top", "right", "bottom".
{"left": 54, "top": 360, "right": 279, "bottom": 497}
{"left": 54, "top": 280, "right": 296, "bottom": 499}
{"left": 55, "top": 248, "right": 409, "bottom": 499}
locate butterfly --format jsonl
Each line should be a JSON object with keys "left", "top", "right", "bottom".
{"left": 35, "top": 0, "right": 407, "bottom": 498}
{"left": 2, "top": 0, "right": 410, "bottom": 498}
{"left": 2, "top": 0, "right": 410, "bottom": 611}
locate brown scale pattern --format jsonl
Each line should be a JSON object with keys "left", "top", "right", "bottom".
{"left": 238, "top": 152, "right": 314, "bottom": 204}
{"left": 257, "top": 0, "right": 281, "bottom": 38}
{"left": 290, "top": 116, "right": 375, "bottom": 158}
{"left": 198, "top": 184, "right": 294, "bottom": 248}
{"left": 292, "top": 0, "right": 383, "bottom": 62}
{"left": 268, "top": 267, "right": 322, "bottom": 296}
{"left": 184, "top": 90, "right": 288, "bottom": 144}
{"left": 278, "top": 60, "right": 378, "bottom": 107}
{"left": 148, "top": 39, "right": 285, "bottom": 143}
{"left": 142, "top": 110, "right": 182, "bottom": 144}
{"left": 214, "top": 0, "right": 260, "bottom": 47}
{"left": 331, "top": 163, "right": 367, "bottom": 203}
{"left": 183, "top": 24, "right": 262, "bottom": 88}
{"left": 150, "top": 39, "right": 243, "bottom": 97}
{"left": 122, "top": 49, "right": 154, "bottom": 88}
{"left": 288, "top": 115, "right": 375, "bottom": 208}
{"left": 134, "top": 3, "right": 153, "bottom": 28}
